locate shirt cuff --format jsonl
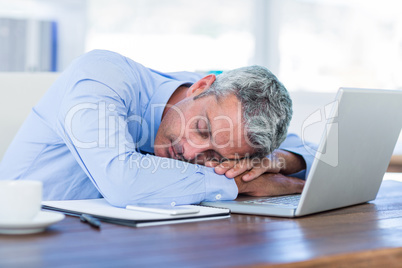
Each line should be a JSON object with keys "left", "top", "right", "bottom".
{"left": 202, "top": 167, "right": 238, "bottom": 201}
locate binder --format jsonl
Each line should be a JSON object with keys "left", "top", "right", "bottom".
{"left": 42, "top": 198, "right": 230, "bottom": 227}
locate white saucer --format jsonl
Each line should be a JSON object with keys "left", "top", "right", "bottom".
{"left": 0, "top": 211, "right": 65, "bottom": 235}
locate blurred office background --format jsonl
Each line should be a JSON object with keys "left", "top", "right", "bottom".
{"left": 1, "top": 0, "right": 402, "bottom": 92}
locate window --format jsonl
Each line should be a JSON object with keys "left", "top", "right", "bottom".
{"left": 278, "top": 0, "right": 402, "bottom": 92}
{"left": 2, "top": 0, "right": 401, "bottom": 93}
{"left": 86, "top": 0, "right": 255, "bottom": 72}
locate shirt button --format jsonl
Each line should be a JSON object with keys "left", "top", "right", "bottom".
{"left": 170, "top": 201, "right": 176, "bottom": 207}
{"left": 215, "top": 194, "right": 222, "bottom": 200}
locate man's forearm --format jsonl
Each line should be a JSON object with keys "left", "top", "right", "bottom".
{"left": 234, "top": 172, "right": 305, "bottom": 196}
{"left": 275, "top": 150, "right": 306, "bottom": 175}
{"left": 278, "top": 133, "right": 318, "bottom": 179}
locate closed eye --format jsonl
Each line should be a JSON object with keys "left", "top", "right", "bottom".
{"left": 197, "top": 119, "right": 210, "bottom": 139}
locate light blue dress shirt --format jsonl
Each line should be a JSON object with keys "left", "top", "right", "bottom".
{"left": 0, "top": 50, "right": 315, "bottom": 207}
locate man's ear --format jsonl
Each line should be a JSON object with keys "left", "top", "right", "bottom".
{"left": 186, "top": 74, "right": 216, "bottom": 98}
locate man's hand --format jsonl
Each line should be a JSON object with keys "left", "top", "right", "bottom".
{"left": 234, "top": 172, "right": 305, "bottom": 196}
{"left": 206, "top": 150, "right": 306, "bottom": 182}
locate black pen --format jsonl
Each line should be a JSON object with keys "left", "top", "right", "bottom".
{"left": 80, "top": 214, "right": 101, "bottom": 229}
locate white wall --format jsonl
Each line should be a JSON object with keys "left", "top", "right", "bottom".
{"left": 288, "top": 91, "right": 336, "bottom": 144}
{"left": 0, "top": 72, "right": 59, "bottom": 160}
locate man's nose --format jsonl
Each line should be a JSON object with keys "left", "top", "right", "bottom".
{"left": 181, "top": 142, "right": 210, "bottom": 162}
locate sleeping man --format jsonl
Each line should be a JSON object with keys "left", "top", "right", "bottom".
{"left": 0, "top": 50, "right": 314, "bottom": 207}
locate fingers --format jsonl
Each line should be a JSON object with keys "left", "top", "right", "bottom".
{"left": 225, "top": 160, "right": 253, "bottom": 178}
{"left": 213, "top": 155, "right": 281, "bottom": 179}
{"left": 215, "top": 159, "right": 253, "bottom": 178}
{"left": 205, "top": 160, "right": 219, "bottom": 168}
{"left": 241, "top": 167, "right": 267, "bottom": 182}
{"left": 214, "top": 160, "right": 237, "bottom": 175}
{"left": 239, "top": 157, "right": 274, "bottom": 181}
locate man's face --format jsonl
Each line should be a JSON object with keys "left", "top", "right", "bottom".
{"left": 154, "top": 93, "right": 254, "bottom": 164}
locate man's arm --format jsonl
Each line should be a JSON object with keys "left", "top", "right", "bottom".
{"left": 234, "top": 172, "right": 305, "bottom": 196}
{"left": 270, "top": 149, "right": 306, "bottom": 175}
{"left": 211, "top": 133, "right": 317, "bottom": 181}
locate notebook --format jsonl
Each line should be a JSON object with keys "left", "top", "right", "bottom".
{"left": 42, "top": 198, "right": 230, "bottom": 227}
{"left": 202, "top": 88, "right": 402, "bottom": 217}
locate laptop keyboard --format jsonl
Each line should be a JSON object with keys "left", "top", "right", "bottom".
{"left": 242, "top": 195, "right": 301, "bottom": 207}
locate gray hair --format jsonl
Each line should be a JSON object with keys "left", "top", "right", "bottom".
{"left": 195, "top": 66, "right": 293, "bottom": 158}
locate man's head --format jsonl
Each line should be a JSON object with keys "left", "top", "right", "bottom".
{"left": 154, "top": 65, "right": 292, "bottom": 163}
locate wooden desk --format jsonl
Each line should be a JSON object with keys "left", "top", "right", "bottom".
{"left": 388, "top": 155, "right": 402, "bottom": 172}
{"left": 1, "top": 175, "right": 402, "bottom": 267}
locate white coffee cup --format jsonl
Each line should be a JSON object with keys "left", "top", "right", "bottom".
{"left": 0, "top": 180, "right": 43, "bottom": 223}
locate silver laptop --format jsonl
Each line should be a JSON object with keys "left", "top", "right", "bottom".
{"left": 202, "top": 88, "right": 402, "bottom": 217}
